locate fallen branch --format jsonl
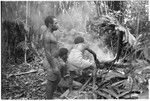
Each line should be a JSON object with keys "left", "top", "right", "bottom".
{"left": 92, "top": 66, "right": 97, "bottom": 99}
{"left": 79, "top": 76, "right": 92, "bottom": 92}
{"left": 59, "top": 89, "right": 70, "bottom": 99}
{"left": 8, "top": 69, "right": 38, "bottom": 78}
{"left": 98, "top": 62, "right": 130, "bottom": 70}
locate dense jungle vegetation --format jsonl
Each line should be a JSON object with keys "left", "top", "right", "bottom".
{"left": 1, "top": 0, "right": 150, "bottom": 99}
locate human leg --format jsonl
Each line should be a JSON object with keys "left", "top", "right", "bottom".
{"left": 46, "top": 70, "right": 61, "bottom": 99}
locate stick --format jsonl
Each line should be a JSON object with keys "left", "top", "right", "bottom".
{"left": 60, "top": 89, "right": 70, "bottom": 99}
{"left": 8, "top": 69, "right": 38, "bottom": 78}
{"left": 98, "top": 62, "right": 130, "bottom": 70}
{"left": 92, "top": 66, "right": 97, "bottom": 99}
{"left": 79, "top": 76, "right": 92, "bottom": 92}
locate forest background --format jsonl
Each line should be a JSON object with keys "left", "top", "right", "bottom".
{"left": 1, "top": 0, "right": 150, "bottom": 99}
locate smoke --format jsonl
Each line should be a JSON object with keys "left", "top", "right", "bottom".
{"left": 57, "top": 1, "right": 96, "bottom": 32}
{"left": 90, "top": 43, "right": 115, "bottom": 62}
{"left": 2, "top": 1, "right": 115, "bottom": 61}
{"left": 56, "top": 1, "right": 115, "bottom": 61}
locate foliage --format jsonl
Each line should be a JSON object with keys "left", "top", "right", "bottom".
{"left": 1, "top": 21, "right": 35, "bottom": 64}
{"left": 1, "top": 0, "right": 150, "bottom": 99}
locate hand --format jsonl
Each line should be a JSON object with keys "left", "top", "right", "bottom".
{"left": 92, "top": 63, "right": 96, "bottom": 68}
{"left": 91, "top": 60, "right": 96, "bottom": 67}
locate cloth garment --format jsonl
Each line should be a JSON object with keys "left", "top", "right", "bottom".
{"left": 67, "top": 43, "right": 94, "bottom": 71}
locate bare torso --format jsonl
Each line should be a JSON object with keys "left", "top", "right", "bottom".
{"left": 43, "top": 30, "right": 59, "bottom": 56}
{"left": 43, "top": 29, "right": 60, "bottom": 70}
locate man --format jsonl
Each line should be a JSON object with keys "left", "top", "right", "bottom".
{"left": 43, "top": 15, "right": 63, "bottom": 99}
{"left": 67, "top": 36, "right": 96, "bottom": 92}
{"left": 67, "top": 36, "right": 95, "bottom": 72}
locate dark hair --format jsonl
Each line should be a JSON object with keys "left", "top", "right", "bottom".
{"left": 58, "top": 48, "right": 68, "bottom": 58}
{"left": 74, "top": 36, "right": 84, "bottom": 44}
{"left": 44, "top": 16, "right": 55, "bottom": 27}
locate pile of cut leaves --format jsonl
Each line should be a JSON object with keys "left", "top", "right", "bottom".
{"left": 59, "top": 59, "right": 150, "bottom": 99}
{"left": 1, "top": 57, "right": 150, "bottom": 99}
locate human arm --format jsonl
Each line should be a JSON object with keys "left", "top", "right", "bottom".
{"left": 45, "top": 50, "right": 56, "bottom": 69}
{"left": 114, "top": 30, "right": 124, "bottom": 62}
{"left": 80, "top": 58, "right": 95, "bottom": 69}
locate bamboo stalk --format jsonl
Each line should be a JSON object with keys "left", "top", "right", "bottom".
{"left": 24, "top": 1, "right": 28, "bottom": 64}
{"left": 136, "top": 12, "right": 140, "bottom": 38}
